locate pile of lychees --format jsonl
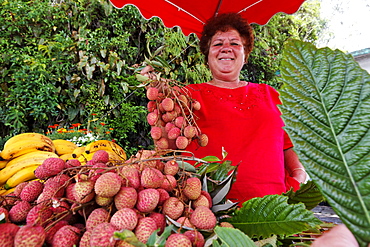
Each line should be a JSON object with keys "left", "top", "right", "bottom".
{"left": 146, "top": 80, "right": 208, "bottom": 150}
{"left": 0, "top": 149, "right": 228, "bottom": 247}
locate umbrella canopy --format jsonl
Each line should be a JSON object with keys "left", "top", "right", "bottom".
{"left": 109, "top": 0, "right": 306, "bottom": 38}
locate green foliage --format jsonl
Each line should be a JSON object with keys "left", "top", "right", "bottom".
{"left": 284, "top": 181, "right": 324, "bottom": 210}
{"left": 227, "top": 195, "right": 322, "bottom": 239}
{"left": 278, "top": 39, "right": 370, "bottom": 246}
{"left": 212, "top": 226, "right": 256, "bottom": 246}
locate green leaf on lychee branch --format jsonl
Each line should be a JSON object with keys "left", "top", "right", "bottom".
{"left": 283, "top": 180, "right": 324, "bottom": 210}
{"left": 210, "top": 226, "right": 256, "bottom": 247}
{"left": 226, "top": 194, "right": 322, "bottom": 239}
{"left": 210, "top": 169, "right": 237, "bottom": 205}
{"left": 146, "top": 225, "right": 174, "bottom": 247}
{"left": 114, "top": 229, "right": 146, "bottom": 247}
{"left": 166, "top": 216, "right": 194, "bottom": 231}
{"left": 176, "top": 161, "right": 197, "bottom": 173}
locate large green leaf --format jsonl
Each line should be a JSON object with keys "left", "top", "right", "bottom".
{"left": 284, "top": 180, "right": 324, "bottom": 210}
{"left": 227, "top": 195, "right": 322, "bottom": 239}
{"left": 278, "top": 39, "right": 370, "bottom": 246}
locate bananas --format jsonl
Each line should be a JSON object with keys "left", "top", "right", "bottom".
{"left": 85, "top": 140, "right": 127, "bottom": 160}
{"left": 0, "top": 151, "right": 58, "bottom": 185}
{"left": 72, "top": 146, "right": 86, "bottom": 159}
{"left": 4, "top": 165, "right": 38, "bottom": 189}
{"left": 78, "top": 150, "right": 126, "bottom": 165}
{"left": 0, "top": 160, "right": 8, "bottom": 169}
{"left": 59, "top": 153, "right": 74, "bottom": 162}
{"left": 1, "top": 133, "right": 55, "bottom": 160}
{"left": 53, "top": 139, "right": 78, "bottom": 156}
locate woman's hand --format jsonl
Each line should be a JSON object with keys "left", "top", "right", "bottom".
{"left": 284, "top": 148, "right": 308, "bottom": 184}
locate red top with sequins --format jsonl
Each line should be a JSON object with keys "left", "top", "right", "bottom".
{"left": 184, "top": 82, "right": 294, "bottom": 204}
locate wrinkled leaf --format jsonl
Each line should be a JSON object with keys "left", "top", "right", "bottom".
{"left": 176, "top": 161, "right": 197, "bottom": 173}
{"left": 213, "top": 226, "right": 255, "bottom": 247}
{"left": 211, "top": 169, "right": 236, "bottom": 205}
{"left": 284, "top": 180, "right": 324, "bottom": 210}
{"left": 227, "top": 195, "right": 322, "bottom": 239}
{"left": 278, "top": 39, "right": 370, "bottom": 246}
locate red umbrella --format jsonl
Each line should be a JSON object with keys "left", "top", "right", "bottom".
{"left": 109, "top": 0, "right": 306, "bottom": 38}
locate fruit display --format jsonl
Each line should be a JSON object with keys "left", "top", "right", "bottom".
{"left": 145, "top": 79, "right": 208, "bottom": 150}
{"left": 0, "top": 142, "right": 234, "bottom": 246}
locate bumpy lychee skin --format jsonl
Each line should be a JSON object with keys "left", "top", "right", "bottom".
{"left": 150, "top": 126, "right": 162, "bottom": 140}
{"left": 110, "top": 208, "right": 138, "bottom": 231}
{"left": 165, "top": 233, "right": 192, "bottom": 247}
{"left": 146, "top": 87, "right": 159, "bottom": 101}
{"left": 177, "top": 217, "right": 193, "bottom": 228}
{"left": 26, "top": 203, "right": 53, "bottom": 226}
{"left": 65, "top": 159, "right": 81, "bottom": 168}
{"left": 183, "top": 125, "right": 196, "bottom": 139}
{"left": 0, "top": 207, "right": 10, "bottom": 222}
{"left": 73, "top": 177, "right": 95, "bottom": 204}
{"left": 86, "top": 208, "right": 110, "bottom": 231}
{"left": 20, "top": 180, "right": 44, "bottom": 202}
{"left": 141, "top": 167, "right": 164, "bottom": 189}
{"left": 183, "top": 177, "right": 201, "bottom": 200}
{"left": 0, "top": 222, "right": 20, "bottom": 247}
{"left": 114, "top": 186, "right": 138, "bottom": 210}
{"left": 162, "top": 197, "right": 184, "bottom": 220}
{"left": 45, "top": 220, "right": 69, "bottom": 245}
{"left": 136, "top": 188, "right": 160, "bottom": 213}
{"left": 135, "top": 217, "right": 158, "bottom": 244}
{"left": 157, "top": 188, "right": 170, "bottom": 206}
{"left": 13, "top": 181, "right": 28, "bottom": 197}
{"left": 190, "top": 206, "right": 217, "bottom": 230}
{"left": 175, "top": 136, "right": 189, "bottom": 150}
{"left": 92, "top": 150, "right": 110, "bottom": 163}
{"left": 198, "top": 133, "right": 208, "bottom": 147}
{"left": 79, "top": 230, "right": 92, "bottom": 247}
{"left": 34, "top": 157, "right": 66, "bottom": 179}
{"left": 9, "top": 201, "right": 32, "bottom": 223}
{"left": 168, "top": 127, "right": 181, "bottom": 140}
{"left": 89, "top": 222, "right": 118, "bottom": 247}
{"left": 183, "top": 230, "right": 205, "bottom": 247}
{"left": 52, "top": 225, "right": 81, "bottom": 247}
{"left": 94, "top": 172, "right": 122, "bottom": 197}
{"left": 160, "top": 174, "right": 177, "bottom": 192}
{"left": 14, "top": 225, "right": 46, "bottom": 247}
{"left": 164, "top": 160, "right": 179, "bottom": 176}
{"left": 120, "top": 166, "right": 141, "bottom": 189}
{"left": 219, "top": 222, "right": 234, "bottom": 228}
{"left": 95, "top": 195, "right": 114, "bottom": 207}
{"left": 193, "top": 194, "right": 210, "bottom": 209}
{"left": 161, "top": 97, "right": 175, "bottom": 112}
{"left": 149, "top": 212, "right": 166, "bottom": 234}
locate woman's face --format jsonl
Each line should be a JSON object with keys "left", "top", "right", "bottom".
{"left": 207, "top": 29, "right": 246, "bottom": 82}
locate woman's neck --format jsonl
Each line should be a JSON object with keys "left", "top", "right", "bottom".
{"left": 207, "top": 78, "right": 248, "bottom": 89}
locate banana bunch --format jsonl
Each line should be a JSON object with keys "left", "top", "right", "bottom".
{"left": 52, "top": 139, "right": 80, "bottom": 162}
{"left": 85, "top": 140, "right": 127, "bottom": 160}
{"left": 0, "top": 133, "right": 55, "bottom": 160}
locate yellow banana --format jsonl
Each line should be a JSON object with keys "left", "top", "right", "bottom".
{"left": 0, "top": 160, "right": 8, "bottom": 169}
{"left": 59, "top": 153, "right": 74, "bottom": 162}
{"left": 78, "top": 150, "right": 125, "bottom": 165}
{"left": 1, "top": 138, "right": 55, "bottom": 160}
{"left": 72, "top": 146, "right": 86, "bottom": 158}
{"left": 3, "top": 132, "right": 54, "bottom": 151}
{"left": 0, "top": 187, "right": 16, "bottom": 195}
{"left": 78, "top": 152, "right": 94, "bottom": 165}
{"left": 85, "top": 140, "right": 127, "bottom": 160}
{"left": 0, "top": 151, "right": 58, "bottom": 185}
{"left": 53, "top": 139, "right": 78, "bottom": 156}
{"left": 4, "top": 165, "right": 38, "bottom": 189}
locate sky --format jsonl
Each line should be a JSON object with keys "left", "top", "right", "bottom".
{"left": 317, "top": 0, "right": 370, "bottom": 53}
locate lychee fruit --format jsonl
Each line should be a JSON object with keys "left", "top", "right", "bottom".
{"left": 14, "top": 225, "right": 46, "bottom": 247}
{"left": 160, "top": 174, "right": 177, "bottom": 192}
{"left": 92, "top": 150, "right": 110, "bottom": 163}
{"left": 136, "top": 188, "right": 160, "bottom": 213}
{"left": 161, "top": 98, "right": 174, "bottom": 112}
{"left": 120, "top": 166, "right": 140, "bottom": 189}
{"left": 165, "top": 122, "right": 175, "bottom": 132}
{"left": 177, "top": 217, "right": 193, "bottom": 228}
{"left": 183, "top": 125, "right": 196, "bottom": 139}
{"left": 157, "top": 188, "right": 170, "bottom": 206}
{"left": 95, "top": 195, "right": 114, "bottom": 207}
{"left": 89, "top": 222, "right": 118, "bottom": 247}
{"left": 26, "top": 203, "right": 53, "bottom": 226}
{"left": 86, "top": 208, "right": 110, "bottom": 231}
{"left": 114, "top": 186, "right": 138, "bottom": 210}
{"left": 167, "top": 127, "right": 181, "bottom": 140}
{"left": 141, "top": 167, "right": 164, "bottom": 189}
{"left": 190, "top": 206, "right": 217, "bottom": 230}
{"left": 174, "top": 116, "right": 186, "bottom": 128}
{"left": 150, "top": 126, "right": 163, "bottom": 140}
{"left": 34, "top": 157, "right": 65, "bottom": 179}
{"left": 20, "top": 180, "right": 44, "bottom": 202}
{"left": 135, "top": 217, "right": 158, "bottom": 244}
{"left": 0, "top": 206, "right": 10, "bottom": 222}
{"left": 165, "top": 233, "right": 192, "bottom": 247}
{"left": 219, "top": 222, "right": 234, "bottom": 228}
{"left": 65, "top": 159, "right": 81, "bottom": 168}
{"left": 156, "top": 137, "right": 169, "bottom": 149}
{"left": 9, "top": 200, "right": 32, "bottom": 223}
{"left": 193, "top": 194, "right": 211, "bottom": 209}
{"left": 164, "top": 160, "right": 179, "bottom": 176}
{"left": 13, "top": 181, "right": 28, "bottom": 197}
{"left": 198, "top": 134, "right": 208, "bottom": 147}
{"left": 0, "top": 222, "right": 20, "bottom": 247}
{"left": 146, "top": 87, "right": 159, "bottom": 101}
{"left": 94, "top": 172, "right": 122, "bottom": 197}
{"left": 149, "top": 212, "right": 166, "bottom": 234}
{"left": 73, "top": 177, "right": 95, "bottom": 204}
{"left": 182, "top": 177, "right": 201, "bottom": 200}
{"left": 147, "top": 112, "right": 159, "bottom": 126}
{"left": 162, "top": 197, "right": 184, "bottom": 220}
{"left": 51, "top": 225, "right": 81, "bottom": 247}
{"left": 79, "top": 230, "right": 92, "bottom": 247}
{"left": 183, "top": 230, "right": 205, "bottom": 247}
{"left": 45, "top": 220, "right": 69, "bottom": 245}
{"left": 147, "top": 100, "right": 156, "bottom": 112}
{"left": 175, "top": 136, "right": 189, "bottom": 150}
{"left": 110, "top": 208, "right": 138, "bottom": 231}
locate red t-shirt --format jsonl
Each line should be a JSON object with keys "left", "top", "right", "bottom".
{"left": 184, "top": 82, "right": 294, "bottom": 204}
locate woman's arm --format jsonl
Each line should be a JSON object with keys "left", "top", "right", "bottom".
{"left": 284, "top": 148, "right": 308, "bottom": 184}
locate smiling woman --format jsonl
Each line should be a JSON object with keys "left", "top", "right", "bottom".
{"left": 183, "top": 13, "right": 308, "bottom": 206}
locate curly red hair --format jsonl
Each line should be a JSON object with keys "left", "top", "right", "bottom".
{"left": 200, "top": 13, "right": 254, "bottom": 63}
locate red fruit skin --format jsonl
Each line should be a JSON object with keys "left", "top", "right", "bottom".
{"left": 73, "top": 179, "right": 95, "bottom": 204}
{"left": 65, "top": 159, "right": 81, "bottom": 168}
{"left": 52, "top": 225, "right": 81, "bottom": 247}
{"left": 156, "top": 137, "right": 169, "bottom": 149}
{"left": 9, "top": 201, "right": 32, "bottom": 223}
{"left": 164, "top": 160, "right": 179, "bottom": 176}
{"left": 177, "top": 217, "right": 193, "bottom": 228}
{"left": 183, "top": 177, "right": 202, "bottom": 200}
{"left": 0, "top": 207, "right": 10, "bottom": 222}
{"left": 141, "top": 167, "right": 164, "bottom": 189}
{"left": 161, "top": 98, "right": 175, "bottom": 112}
{"left": 160, "top": 174, "right": 177, "bottom": 192}
{"left": 26, "top": 203, "right": 53, "bottom": 226}
{"left": 162, "top": 197, "right": 184, "bottom": 220}
{"left": 114, "top": 186, "right": 138, "bottom": 210}
{"left": 13, "top": 182, "right": 28, "bottom": 197}
{"left": 136, "top": 188, "right": 160, "bottom": 213}
{"left": 149, "top": 212, "right": 166, "bottom": 234}
{"left": 0, "top": 222, "right": 20, "bottom": 247}
{"left": 165, "top": 233, "right": 192, "bottom": 247}
{"left": 167, "top": 127, "right": 181, "bottom": 140}
{"left": 120, "top": 167, "right": 141, "bottom": 189}
{"left": 34, "top": 157, "right": 66, "bottom": 179}
{"left": 190, "top": 206, "right": 217, "bottom": 230}
{"left": 156, "top": 188, "right": 170, "bottom": 206}
{"left": 110, "top": 208, "right": 138, "bottom": 231}
{"left": 147, "top": 112, "right": 159, "bottom": 126}
{"left": 150, "top": 126, "right": 163, "bottom": 140}
{"left": 183, "top": 126, "right": 196, "bottom": 139}
{"left": 200, "top": 191, "right": 213, "bottom": 208}
{"left": 20, "top": 180, "right": 44, "bottom": 202}
{"left": 135, "top": 217, "right": 158, "bottom": 244}
{"left": 92, "top": 150, "right": 110, "bottom": 163}
{"left": 89, "top": 222, "right": 118, "bottom": 247}
{"left": 94, "top": 172, "right": 122, "bottom": 197}
{"left": 14, "top": 225, "right": 46, "bottom": 247}
{"left": 86, "top": 208, "right": 110, "bottom": 232}
{"left": 175, "top": 136, "right": 189, "bottom": 150}
{"left": 146, "top": 87, "right": 159, "bottom": 101}
{"left": 192, "top": 194, "right": 210, "bottom": 209}
{"left": 183, "top": 230, "right": 205, "bottom": 247}
{"left": 45, "top": 220, "right": 69, "bottom": 245}
{"left": 79, "top": 230, "right": 92, "bottom": 247}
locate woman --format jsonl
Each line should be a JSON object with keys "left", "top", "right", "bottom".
{"left": 183, "top": 13, "right": 307, "bottom": 204}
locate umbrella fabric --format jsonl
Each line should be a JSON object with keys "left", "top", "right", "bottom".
{"left": 109, "top": 0, "right": 306, "bottom": 37}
